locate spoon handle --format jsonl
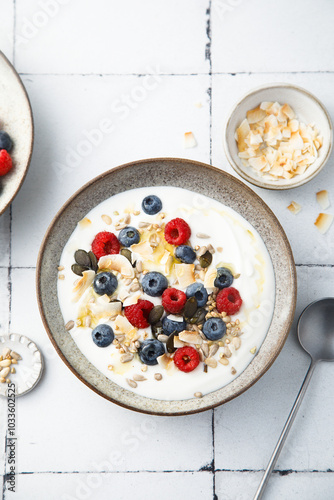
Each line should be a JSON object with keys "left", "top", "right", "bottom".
{"left": 253, "top": 360, "right": 316, "bottom": 500}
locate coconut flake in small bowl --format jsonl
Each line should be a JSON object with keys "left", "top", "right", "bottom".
{"left": 224, "top": 84, "right": 333, "bottom": 190}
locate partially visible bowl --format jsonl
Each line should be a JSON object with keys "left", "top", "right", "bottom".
{"left": 37, "top": 158, "right": 297, "bottom": 416}
{"left": 224, "top": 83, "right": 333, "bottom": 190}
{"left": 0, "top": 52, "right": 34, "bottom": 215}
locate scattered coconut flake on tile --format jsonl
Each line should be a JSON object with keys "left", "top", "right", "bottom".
{"left": 287, "top": 201, "right": 302, "bottom": 215}
{"left": 194, "top": 102, "right": 203, "bottom": 108}
{"left": 235, "top": 102, "right": 322, "bottom": 181}
{"left": 316, "top": 190, "right": 330, "bottom": 210}
{"left": 184, "top": 131, "right": 197, "bottom": 148}
{"left": 314, "top": 213, "right": 334, "bottom": 234}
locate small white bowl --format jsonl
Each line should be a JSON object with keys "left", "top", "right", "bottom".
{"left": 224, "top": 83, "right": 333, "bottom": 190}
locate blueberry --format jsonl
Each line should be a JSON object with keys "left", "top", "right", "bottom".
{"left": 118, "top": 226, "right": 140, "bottom": 247}
{"left": 186, "top": 282, "right": 208, "bottom": 307}
{"left": 0, "top": 131, "right": 13, "bottom": 152}
{"left": 214, "top": 267, "right": 234, "bottom": 289}
{"left": 203, "top": 318, "right": 226, "bottom": 341}
{"left": 139, "top": 339, "right": 165, "bottom": 365}
{"left": 142, "top": 195, "right": 162, "bottom": 215}
{"left": 93, "top": 272, "right": 118, "bottom": 295}
{"left": 141, "top": 271, "right": 168, "bottom": 297}
{"left": 175, "top": 245, "right": 196, "bottom": 264}
{"left": 162, "top": 315, "right": 187, "bottom": 335}
{"left": 92, "top": 324, "right": 114, "bottom": 347}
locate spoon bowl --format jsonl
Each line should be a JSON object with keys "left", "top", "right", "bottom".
{"left": 298, "top": 298, "right": 334, "bottom": 362}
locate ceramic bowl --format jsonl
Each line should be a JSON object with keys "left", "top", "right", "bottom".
{"left": 0, "top": 52, "right": 34, "bottom": 215}
{"left": 224, "top": 83, "right": 333, "bottom": 190}
{"left": 36, "top": 158, "right": 297, "bottom": 416}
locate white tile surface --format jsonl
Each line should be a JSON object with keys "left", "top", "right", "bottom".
{"left": 0, "top": 212, "right": 10, "bottom": 267}
{"left": 9, "top": 268, "right": 213, "bottom": 473}
{"left": 11, "top": 73, "right": 210, "bottom": 267}
{"left": 1, "top": 0, "right": 14, "bottom": 62}
{"left": 1, "top": 1, "right": 334, "bottom": 498}
{"left": 214, "top": 266, "right": 334, "bottom": 472}
{"left": 15, "top": 0, "right": 210, "bottom": 75}
{"left": 212, "top": 72, "right": 334, "bottom": 265}
{"left": 0, "top": 268, "right": 9, "bottom": 334}
{"left": 211, "top": 0, "right": 334, "bottom": 73}
{"left": 215, "top": 470, "right": 334, "bottom": 500}
{"left": 4, "top": 471, "right": 213, "bottom": 500}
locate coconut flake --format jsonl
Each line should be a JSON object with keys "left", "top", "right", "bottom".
{"left": 314, "top": 213, "right": 334, "bottom": 234}
{"left": 184, "top": 132, "right": 197, "bottom": 148}
{"left": 316, "top": 190, "right": 330, "bottom": 210}
{"left": 287, "top": 201, "right": 302, "bottom": 215}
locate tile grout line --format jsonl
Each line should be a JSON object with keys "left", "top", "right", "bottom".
{"left": 17, "top": 70, "right": 334, "bottom": 77}
{"left": 8, "top": 468, "right": 334, "bottom": 475}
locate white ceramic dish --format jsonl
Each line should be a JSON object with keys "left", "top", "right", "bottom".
{"left": 0, "top": 52, "right": 34, "bottom": 215}
{"left": 224, "top": 83, "right": 333, "bottom": 190}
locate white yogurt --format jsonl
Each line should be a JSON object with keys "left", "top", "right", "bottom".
{"left": 57, "top": 186, "right": 275, "bottom": 400}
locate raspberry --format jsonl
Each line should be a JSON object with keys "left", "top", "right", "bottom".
{"left": 174, "top": 346, "right": 200, "bottom": 373}
{"left": 162, "top": 287, "right": 187, "bottom": 314}
{"left": 0, "top": 150, "right": 13, "bottom": 176}
{"left": 124, "top": 299, "right": 154, "bottom": 329}
{"left": 164, "top": 218, "right": 191, "bottom": 246}
{"left": 91, "top": 231, "right": 120, "bottom": 259}
{"left": 216, "top": 287, "right": 242, "bottom": 315}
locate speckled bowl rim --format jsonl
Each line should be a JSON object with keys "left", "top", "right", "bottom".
{"left": 223, "top": 83, "right": 333, "bottom": 191}
{"left": 36, "top": 158, "right": 297, "bottom": 416}
{"left": 0, "top": 51, "right": 34, "bottom": 215}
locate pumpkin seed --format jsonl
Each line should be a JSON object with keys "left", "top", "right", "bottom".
{"left": 189, "top": 307, "right": 206, "bottom": 325}
{"left": 120, "top": 248, "right": 132, "bottom": 264}
{"left": 74, "top": 249, "right": 91, "bottom": 268}
{"left": 151, "top": 321, "right": 163, "bottom": 339}
{"left": 184, "top": 296, "right": 198, "bottom": 322}
{"left": 88, "top": 251, "right": 98, "bottom": 272}
{"left": 71, "top": 263, "right": 90, "bottom": 276}
{"left": 148, "top": 305, "right": 164, "bottom": 325}
{"left": 166, "top": 331, "right": 178, "bottom": 353}
{"left": 199, "top": 250, "right": 212, "bottom": 268}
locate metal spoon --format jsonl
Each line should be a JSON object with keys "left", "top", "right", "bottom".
{"left": 254, "top": 298, "right": 334, "bottom": 500}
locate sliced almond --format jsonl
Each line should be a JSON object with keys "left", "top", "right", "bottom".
{"left": 314, "top": 213, "right": 334, "bottom": 234}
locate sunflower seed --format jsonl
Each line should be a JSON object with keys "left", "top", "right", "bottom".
{"left": 129, "top": 283, "right": 140, "bottom": 292}
{"left": 10, "top": 351, "right": 21, "bottom": 361}
{"left": 0, "top": 367, "right": 10, "bottom": 378}
{"left": 133, "top": 374, "right": 147, "bottom": 382}
{"left": 196, "top": 233, "right": 210, "bottom": 239}
{"left": 224, "top": 346, "right": 232, "bottom": 358}
{"left": 126, "top": 379, "right": 137, "bottom": 388}
{"left": 194, "top": 392, "right": 202, "bottom": 398}
{"left": 209, "top": 344, "right": 219, "bottom": 357}
{"left": 157, "top": 334, "right": 169, "bottom": 343}
{"left": 120, "top": 353, "right": 134, "bottom": 363}
{"left": 58, "top": 265, "right": 64, "bottom": 271}
{"left": 0, "top": 360, "right": 11, "bottom": 368}
{"left": 138, "top": 222, "right": 151, "bottom": 228}
{"left": 201, "top": 343, "right": 209, "bottom": 358}
{"left": 197, "top": 246, "right": 207, "bottom": 257}
{"left": 205, "top": 357, "right": 217, "bottom": 368}
{"left": 65, "top": 320, "right": 75, "bottom": 331}
{"left": 136, "top": 260, "right": 143, "bottom": 273}
{"left": 219, "top": 356, "right": 229, "bottom": 366}
{"left": 232, "top": 337, "right": 241, "bottom": 350}
{"left": 124, "top": 214, "right": 131, "bottom": 224}
{"left": 101, "top": 214, "right": 112, "bottom": 225}
{"left": 2, "top": 348, "right": 10, "bottom": 358}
